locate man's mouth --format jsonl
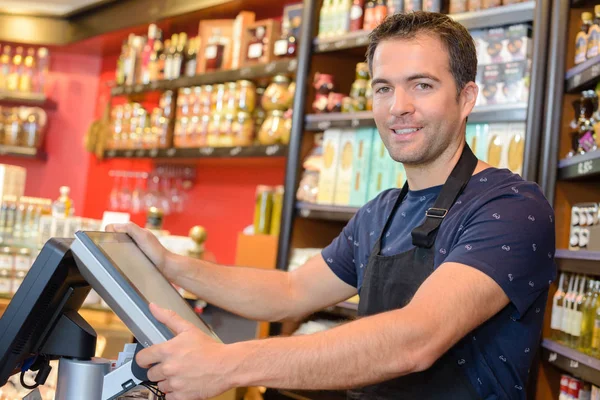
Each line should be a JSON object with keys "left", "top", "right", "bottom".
{"left": 391, "top": 127, "right": 423, "bottom": 135}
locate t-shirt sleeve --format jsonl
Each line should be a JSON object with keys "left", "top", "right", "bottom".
{"left": 443, "top": 189, "right": 556, "bottom": 318}
{"left": 321, "top": 212, "right": 359, "bottom": 288}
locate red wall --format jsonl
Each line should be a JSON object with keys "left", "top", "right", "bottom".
{"left": 0, "top": 52, "right": 101, "bottom": 213}
{"left": 82, "top": 55, "right": 287, "bottom": 264}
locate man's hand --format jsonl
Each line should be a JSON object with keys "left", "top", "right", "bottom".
{"left": 136, "top": 304, "right": 237, "bottom": 400}
{"left": 105, "top": 223, "right": 177, "bottom": 281}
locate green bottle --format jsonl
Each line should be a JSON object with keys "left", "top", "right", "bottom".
{"left": 579, "top": 280, "right": 598, "bottom": 353}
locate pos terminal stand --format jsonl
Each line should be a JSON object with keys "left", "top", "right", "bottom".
{"left": 0, "top": 232, "right": 220, "bottom": 400}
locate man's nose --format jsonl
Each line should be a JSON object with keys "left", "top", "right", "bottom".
{"left": 389, "top": 88, "right": 415, "bottom": 117}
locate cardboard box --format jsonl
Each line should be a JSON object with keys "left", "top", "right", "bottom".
{"left": 283, "top": 3, "right": 304, "bottom": 39}
{"left": 197, "top": 20, "right": 235, "bottom": 73}
{"left": 235, "top": 233, "right": 279, "bottom": 269}
{"left": 349, "top": 128, "right": 374, "bottom": 207}
{"left": 502, "top": 60, "right": 530, "bottom": 104}
{"left": 317, "top": 129, "right": 343, "bottom": 204}
{"left": 472, "top": 123, "right": 490, "bottom": 162}
{"left": 477, "top": 64, "right": 504, "bottom": 105}
{"left": 477, "top": 24, "right": 532, "bottom": 65}
{"left": 367, "top": 132, "right": 393, "bottom": 201}
{"left": 505, "top": 123, "right": 526, "bottom": 175}
{"left": 240, "top": 19, "right": 281, "bottom": 67}
{"left": 334, "top": 129, "right": 357, "bottom": 206}
{"left": 231, "top": 12, "right": 256, "bottom": 69}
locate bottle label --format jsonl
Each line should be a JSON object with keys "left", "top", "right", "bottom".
{"left": 588, "top": 27, "right": 600, "bottom": 59}
{"left": 551, "top": 304, "right": 563, "bottom": 330}
{"left": 274, "top": 39, "right": 289, "bottom": 56}
{"left": 350, "top": 5, "right": 364, "bottom": 20}
{"left": 205, "top": 45, "right": 218, "bottom": 60}
{"left": 573, "top": 310, "right": 584, "bottom": 337}
{"left": 563, "top": 306, "right": 573, "bottom": 335}
{"left": 593, "top": 319, "right": 600, "bottom": 349}
{"left": 576, "top": 34, "right": 588, "bottom": 64}
{"left": 248, "top": 43, "right": 263, "bottom": 59}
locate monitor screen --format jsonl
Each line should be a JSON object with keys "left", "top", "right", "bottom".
{"left": 72, "top": 232, "right": 219, "bottom": 345}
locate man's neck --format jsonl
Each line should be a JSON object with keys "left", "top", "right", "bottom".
{"left": 404, "top": 140, "right": 466, "bottom": 191}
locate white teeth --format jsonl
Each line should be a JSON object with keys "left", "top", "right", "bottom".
{"left": 393, "top": 128, "right": 420, "bottom": 135}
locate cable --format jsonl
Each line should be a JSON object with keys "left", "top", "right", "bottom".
{"left": 142, "top": 382, "right": 166, "bottom": 400}
{"left": 19, "top": 370, "right": 39, "bottom": 390}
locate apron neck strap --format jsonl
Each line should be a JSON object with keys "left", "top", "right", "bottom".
{"left": 411, "top": 144, "right": 478, "bottom": 249}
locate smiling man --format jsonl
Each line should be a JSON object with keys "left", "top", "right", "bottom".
{"left": 108, "top": 11, "right": 556, "bottom": 400}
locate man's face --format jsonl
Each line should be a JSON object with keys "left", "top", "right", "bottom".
{"left": 371, "top": 34, "right": 477, "bottom": 165}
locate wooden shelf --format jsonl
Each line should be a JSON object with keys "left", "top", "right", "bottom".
{"left": 571, "top": 0, "right": 596, "bottom": 7}
{"left": 565, "top": 54, "right": 600, "bottom": 93}
{"left": 313, "top": 3, "right": 536, "bottom": 53}
{"left": 296, "top": 202, "right": 360, "bottom": 222}
{"left": 555, "top": 249, "right": 600, "bottom": 275}
{"left": 541, "top": 339, "right": 600, "bottom": 387}
{"left": 304, "top": 104, "right": 528, "bottom": 131}
{"left": 557, "top": 151, "right": 600, "bottom": 180}
{"left": 111, "top": 59, "right": 298, "bottom": 96}
{"left": 0, "top": 145, "right": 47, "bottom": 160}
{"left": 0, "top": 92, "right": 56, "bottom": 110}
{"left": 103, "top": 144, "right": 288, "bottom": 159}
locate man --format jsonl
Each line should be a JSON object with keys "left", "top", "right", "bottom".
{"left": 109, "top": 11, "right": 555, "bottom": 400}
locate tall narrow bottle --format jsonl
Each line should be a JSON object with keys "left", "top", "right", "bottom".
{"left": 580, "top": 280, "right": 599, "bottom": 353}
{"left": 562, "top": 274, "right": 578, "bottom": 344}
{"left": 551, "top": 273, "right": 568, "bottom": 340}
{"left": 571, "top": 276, "right": 587, "bottom": 348}
{"left": 319, "top": 0, "right": 333, "bottom": 38}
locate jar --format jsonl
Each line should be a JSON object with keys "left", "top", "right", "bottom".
{"left": 14, "top": 247, "right": 31, "bottom": 273}
{"left": 355, "top": 62, "right": 370, "bottom": 80}
{"left": 342, "top": 97, "right": 355, "bottom": 113}
{"left": 237, "top": 80, "right": 257, "bottom": 113}
{"left": 253, "top": 87, "right": 267, "bottom": 131}
{"left": 270, "top": 185, "right": 284, "bottom": 236}
{"left": 0, "top": 268, "right": 10, "bottom": 295}
{"left": 287, "top": 81, "right": 296, "bottom": 108}
{"left": 191, "top": 86, "right": 203, "bottom": 116}
{"left": 4, "top": 108, "right": 20, "bottom": 146}
{"left": 225, "top": 82, "right": 238, "bottom": 114}
{"left": 186, "top": 115, "right": 200, "bottom": 148}
{"left": 196, "top": 114, "right": 211, "bottom": 147}
{"left": 0, "top": 108, "right": 4, "bottom": 146}
{"left": 282, "top": 112, "right": 292, "bottom": 145}
{"left": 156, "top": 115, "right": 170, "bottom": 148}
{"left": 0, "top": 246, "right": 13, "bottom": 270}
{"left": 219, "top": 113, "right": 235, "bottom": 147}
{"left": 365, "top": 80, "right": 373, "bottom": 111}
{"left": 207, "top": 114, "right": 222, "bottom": 147}
{"left": 213, "top": 84, "right": 227, "bottom": 114}
{"left": 232, "top": 111, "right": 255, "bottom": 146}
{"left": 350, "top": 79, "right": 368, "bottom": 99}
{"left": 258, "top": 110, "right": 288, "bottom": 145}
{"left": 200, "top": 85, "right": 214, "bottom": 114}
{"left": 178, "top": 88, "right": 192, "bottom": 117}
{"left": 262, "top": 75, "right": 292, "bottom": 111}
{"left": 160, "top": 90, "right": 175, "bottom": 119}
{"left": 145, "top": 206, "right": 164, "bottom": 230}
{"left": 253, "top": 185, "right": 274, "bottom": 235}
{"left": 174, "top": 117, "right": 188, "bottom": 148}
{"left": 354, "top": 97, "right": 368, "bottom": 112}
{"left": 313, "top": 73, "right": 335, "bottom": 95}
{"left": 328, "top": 92, "right": 345, "bottom": 113}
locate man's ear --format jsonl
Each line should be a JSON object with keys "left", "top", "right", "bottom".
{"left": 460, "top": 81, "right": 479, "bottom": 118}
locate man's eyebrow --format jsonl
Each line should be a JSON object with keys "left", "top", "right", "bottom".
{"left": 371, "top": 78, "right": 390, "bottom": 86}
{"left": 371, "top": 74, "right": 442, "bottom": 86}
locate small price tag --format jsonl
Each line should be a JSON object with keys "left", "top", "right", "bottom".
{"left": 318, "top": 43, "right": 331, "bottom": 52}
{"left": 592, "top": 64, "right": 600, "bottom": 78}
{"left": 134, "top": 85, "right": 143, "bottom": 93}
{"left": 136, "top": 150, "right": 145, "bottom": 157}
{"left": 125, "top": 86, "right": 133, "bottom": 94}
{"left": 288, "top": 59, "right": 298, "bottom": 71}
{"left": 569, "top": 360, "right": 579, "bottom": 369}
{"left": 265, "top": 62, "right": 277, "bottom": 73}
{"left": 240, "top": 67, "right": 252, "bottom": 77}
{"left": 573, "top": 74, "right": 582, "bottom": 87}
{"left": 149, "top": 149, "right": 159, "bottom": 157}
{"left": 150, "top": 82, "right": 159, "bottom": 90}
{"left": 356, "top": 36, "right": 369, "bottom": 46}
{"left": 113, "top": 87, "right": 123, "bottom": 95}
{"left": 166, "top": 148, "right": 176, "bottom": 157}
{"left": 577, "top": 159, "right": 594, "bottom": 175}
{"left": 107, "top": 150, "right": 116, "bottom": 158}
{"left": 334, "top": 40, "right": 348, "bottom": 49}
{"left": 199, "top": 147, "right": 214, "bottom": 156}
{"left": 317, "top": 121, "right": 332, "bottom": 130}
{"left": 124, "top": 150, "right": 134, "bottom": 157}
{"left": 266, "top": 145, "right": 280, "bottom": 156}
{"left": 229, "top": 146, "right": 242, "bottom": 156}
{"left": 351, "top": 118, "right": 360, "bottom": 128}
{"left": 548, "top": 352, "right": 558, "bottom": 363}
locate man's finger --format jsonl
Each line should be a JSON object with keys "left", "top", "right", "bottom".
{"left": 136, "top": 343, "right": 167, "bottom": 368}
{"left": 157, "top": 379, "right": 173, "bottom": 393}
{"left": 147, "top": 364, "right": 169, "bottom": 384}
{"left": 150, "top": 303, "right": 195, "bottom": 335}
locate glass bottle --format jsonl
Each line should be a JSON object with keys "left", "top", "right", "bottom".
{"left": 364, "top": 0, "right": 377, "bottom": 31}
{"left": 141, "top": 24, "right": 158, "bottom": 84}
{"left": 579, "top": 280, "right": 599, "bottom": 353}
{"left": 576, "top": 12, "right": 594, "bottom": 65}
{"left": 274, "top": 24, "right": 292, "bottom": 59}
{"left": 350, "top": 0, "right": 366, "bottom": 32}
{"left": 339, "top": 0, "right": 353, "bottom": 35}
{"left": 172, "top": 32, "right": 187, "bottom": 79}
{"left": 0, "top": 46, "right": 11, "bottom": 91}
{"left": 205, "top": 29, "right": 225, "bottom": 72}
{"left": 185, "top": 37, "right": 198, "bottom": 77}
{"left": 562, "top": 274, "right": 578, "bottom": 345}
{"left": 165, "top": 33, "right": 178, "bottom": 80}
{"left": 35, "top": 47, "right": 50, "bottom": 94}
{"left": 51, "top": 186, "right": 74, "bottom": 217}
{"left": 158, "top": 39, "right": 169, "bottom": 80}
{"left": 8, "top": 47, "right": 23, "bottom": 92}
{"left": 19, "top": 48, "right": 35, "bottom": 93}
{"left": 319, "top": 0, "right": 334, "bottom": 38}
{"left": 4, "top": 108, "right": 20, "bottom": 146}
{"left": 551, "top": 273, "right": 568, "bottom": 341}
{"left": 374, "top": 0, "right": 388, "bottom": 26}
{"left": 571, "top": 276, "right": 587, "bottom": 348}
{"left": 247, "top": 26, "right": 268, "bottom": 63}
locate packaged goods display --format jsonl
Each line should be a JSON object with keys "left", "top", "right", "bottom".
{"left": 312, "top": 62, "right": 372, "bottom": 114}
{"left": 566, "top": 86, "right": 600, "bottom": 158}
{"left": 567, "top": 202, "right": 600, "bottom": 251}
{"left": 0, "top": 106, "right": 48, "bottom": 150}
{"left": 0, "top": 44, "right": 49, "bottom": 95}
{"left": 558, "top": 374, "right": 595, "bottom": 400}
{"left": 575, "top": 10, "right": 600, "bottom": 65}
{"left": 466, "top": 122, "right": 526, "bottom": 175}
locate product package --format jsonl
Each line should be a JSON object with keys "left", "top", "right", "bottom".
{"left": 317, "top": 129, "right": 343, "bottom": 204}
{"left": 349, "top": 128, "right": 374, "bottom": 207}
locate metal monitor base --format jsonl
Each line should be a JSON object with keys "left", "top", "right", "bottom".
{"left": 55, "top": 358, "right": 144, "bottom": 400}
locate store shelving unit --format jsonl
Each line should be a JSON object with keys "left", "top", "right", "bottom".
{"left": 296, "top": 202, "right": 360, "bottom": 222}
{"left": 541, "top": 340, "right": 600, "bottom": 387}
{"left": 111, "top": 59, "right": 298, "bottom": 96}
{"left": 103, "top": 144, "right": 288, "bottom": 159}
{"left": 0, "top": 145, "right": 47, "bottom": 161}
{"left": 0, "top": 92, "right": 57, "bottom": 110}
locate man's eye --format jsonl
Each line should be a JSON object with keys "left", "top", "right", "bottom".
{"left": 375, "top": 86, "right": 391, "bottom": 94}
{"left": 416, "top": 83, "right": 432, "bottom": 90}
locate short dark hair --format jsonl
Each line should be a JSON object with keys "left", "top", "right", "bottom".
{"left": 366, "top": 12, "right": 478, "bottom": 96}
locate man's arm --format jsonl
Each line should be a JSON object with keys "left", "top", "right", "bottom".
{"left": 170, "top": 253, "right": 357, "bottom": 322}
{"left": 227, "top": 262, "right": 509, "bottom": 390}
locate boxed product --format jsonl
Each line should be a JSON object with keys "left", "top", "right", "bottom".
{"left": 241, "top": 19, "right": 281, "bottom": 66}
{"left": 505, "top": 123, "right": 526, "bottom": 174}
{"left": 197, "top": 19, "right": 235, "bottom": 73}
{"left": 367, "top": 133, "right": 393, "bottom": 201}
{"left": 349, "top": 128, "right": 374, "bottom": 207}
{"left": 231, "top": 12, "right": 256, "bottom": 69}
{"left": 317, "top": 129, "right": 343, "bottom": 204}
{"left": 502, "top": 60, "right": 530, "bottom": 103}
{"left": 283, "top": 3, "right": 304, "bottom": 39}
{"left": 486, "top": 123, "right": 509, "bottom": 169}
{"left": 477, "top": 24, "right": 532, "bottom": 65}
{"left": 477, "top": 64, "right": 503, "bottom": 105}
{"left": 333, "top": 129, "right": 357, "bottom": 206}
{"left": 467, "top": 123, "right": 490, "bottom": 162}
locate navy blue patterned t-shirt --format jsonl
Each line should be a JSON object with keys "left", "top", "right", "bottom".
{"left": 322, "top": 167, "right": 556, "bottom": 399}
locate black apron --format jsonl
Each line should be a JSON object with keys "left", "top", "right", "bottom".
{"left": 347, "top": 145, "right": 481, "bottom": 400}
